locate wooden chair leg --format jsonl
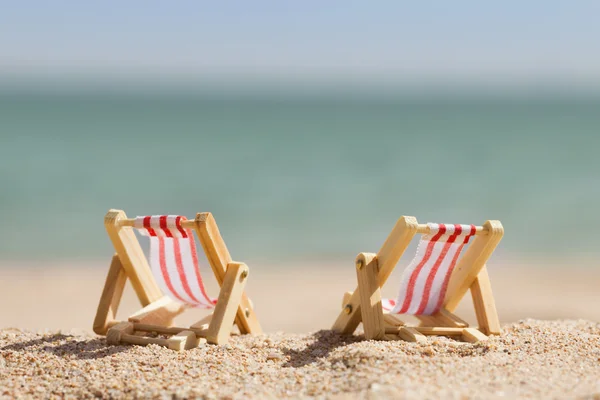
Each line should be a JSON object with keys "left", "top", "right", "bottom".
{"left": 444, "top": 220, "right": 504, "bottom": 311}
{"left": 462, "top": 327, "right": 488, "bottom": 343}
{"left": 356, "top": 253, "right": 385, "bottom": 340}
{"left": 195, "top": 213, "right": 262, "bottom": 335}
{"left": 470, "top": 266, "right": 501, "bottom": 335}
{"left": 398, "top": 327, "right": 427, "bottom": 343}
{"left": 206, "top": 262, "right": 249, "bottom": 345}
{"left": 104, "top": 210, "right": 163, "bottom": 305}
{"left": 167, "top": 331, "right": 202, "bottom": 351}
{"left": 93, "top": 255, "right": 128, "bottom": 335}
{"left": 333, "top": 290, "right": 363, "bottom": 335}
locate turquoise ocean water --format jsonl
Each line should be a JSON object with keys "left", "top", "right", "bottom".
{"left": 1, "top": 85, "right": 599, "bottom": 264}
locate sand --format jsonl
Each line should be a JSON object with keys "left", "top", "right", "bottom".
{"left": 1, "top": 319, "right": 600, "bottom": 399}
{"left": 2, "top": 261, "right": 600, "bottom": 398}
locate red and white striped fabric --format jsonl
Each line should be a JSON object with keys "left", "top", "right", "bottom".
{"left": 133, "top": 215, "right": 216, "bottom": 308}
{"left": 382, "top": 223, "right": 476, "bottom": 316}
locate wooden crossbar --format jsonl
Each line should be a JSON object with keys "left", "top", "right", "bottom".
{"left": 132, "top": 323, "right": 209, "bottom": 336}
{"left": 385, "top": 326, "right": 465, "bottom": 335}
{"left": 416, "top": 224, "right": 487, "bottom": 235}
{"left": 118, "top": 218, "right": 198, "bottom": 229}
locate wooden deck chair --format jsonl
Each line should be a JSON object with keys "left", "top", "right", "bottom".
{"left": 332, "top": 216, "right": 503, "bottom": 343}
{"left": 93, "top": 209, "right": 262, "bottom": 351}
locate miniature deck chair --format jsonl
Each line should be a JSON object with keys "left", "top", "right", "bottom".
{"left": 93, "top": 209, "right": 262, "bottom": 350}
{"left": 332, "top": 216, "right": 503, "bottom": 343}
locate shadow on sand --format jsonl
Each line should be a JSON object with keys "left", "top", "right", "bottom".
{"left": 281, "top": 330, "right": 362, "bottom": 368}
{"left": 1, "top": 333, "right": 127, "bottom": 360}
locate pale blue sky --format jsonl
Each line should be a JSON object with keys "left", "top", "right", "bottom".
{"left": 1, "top": 1, "right": 599, "bottom": 83}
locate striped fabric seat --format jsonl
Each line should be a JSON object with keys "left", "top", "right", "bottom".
{"left": 382, "top": 223, "right": 476, "bottom": 316}
{"left": 133, "top": 215, "right": 216, "bottom": 308}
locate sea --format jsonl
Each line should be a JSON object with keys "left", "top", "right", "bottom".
{"left": 1, "top": 82, "right": 599, "bottom": 265}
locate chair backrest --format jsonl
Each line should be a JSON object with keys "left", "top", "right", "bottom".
{"left": 382, "top": 223, "right": 477, "bottom": 316}
{"left": 133, "top": 215, "right": 216, "bottom": 308}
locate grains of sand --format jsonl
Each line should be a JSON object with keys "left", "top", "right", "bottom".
{"left": 1, "top": 320, "right": 600, "bottom": 399}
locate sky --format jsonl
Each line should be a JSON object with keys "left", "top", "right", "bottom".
{"left": 1, "top": 1, "right": 600, "bottom": 85}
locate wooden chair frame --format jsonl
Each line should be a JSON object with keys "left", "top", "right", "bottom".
{"left": 332, "top": 216, "right": 504, "bottom": 343}
{"left": 93, "top": 209, "right": 262, "bottom": 350}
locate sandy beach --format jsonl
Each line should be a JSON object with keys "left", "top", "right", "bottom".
{"left": 1, "top": 260, "right": 600, "bottom": 398}
{"left": 2, "top": 320, "right": 600, "bottom": 399}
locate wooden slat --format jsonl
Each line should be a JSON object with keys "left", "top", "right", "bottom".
{"left": 93, "top": 254, "right": 128, "bottom": 335}
{"left": 104, "top": 209, "right": 163, "bottom": 306}
{"left": 356, "top": 253, "right": 385, "bottom": 340}
{"left": 398, "top": 327, "right": 427, "bottom": 343}
{"left": 190, "top": 313, "right": 213, "bottom": 330}
{"left": 195, "top": 212, "right": 262, "bottom": 335}
{"left": 383, "top": 313, "right": 406, "bottom": 328}
{"left": 128, "top": 296, "right": 185, "bottom": 325}
{"left": 415, "top": 327, "right": 465, "bottom": 336}
{"left": 444, "top": 220, "right": 504, "bottom": 311}
{"left": 461, "top": 328, "right": 489, "bottom": 343}
{"left": 167, "top": 331, "right": 201, "bottom": 351}
{"left": 132, "top": 324, "right": 186, "bottom": 335}
{"left": 470, "top": 266, "right": 501, "bottom": 335}
{"left": 206, "top": 262, "right": 249, "bottom": 345}
{"left": 332, "top": 216, "right": 419, "bottom": 334}
{"left": 132, "top": 323, "right": 208, "bottom": 336}
{"left": 416, "top": 309, "right": 468, "bottom": 328}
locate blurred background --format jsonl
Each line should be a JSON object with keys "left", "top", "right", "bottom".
{"left": 1, "top": 2, "right": 599, "bottom": 333}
